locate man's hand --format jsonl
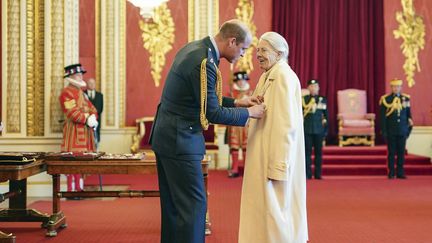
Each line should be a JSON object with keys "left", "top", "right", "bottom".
{"left": 235, "top": 96, "right": 263, "bottom": 107}
{"left": 86, "top": 114, "right": 99, "bottom": 128}
{"left": 247, "top": 104, "right": 266, "bottom": 119}
{"left": 408, "top": 118, "right": 414, "bottom": 127}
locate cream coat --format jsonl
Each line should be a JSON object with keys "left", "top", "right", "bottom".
{"left": 238, "top": 60, "right": 308, "bottom": 243}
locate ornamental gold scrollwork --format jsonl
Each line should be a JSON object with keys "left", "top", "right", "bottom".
{"left": 393, "top": 0, "right": 425, "bottom": 87}
{"left": 235, "top": 0, "right": 258, "bottom": 73}
{"left": 139, "top": 3, "right": 175, "bottom": 87}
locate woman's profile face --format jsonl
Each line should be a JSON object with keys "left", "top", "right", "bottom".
{"left": 256, "top": 40, "right": 279, "bottom": 71}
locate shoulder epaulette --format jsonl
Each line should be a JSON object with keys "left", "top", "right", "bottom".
{"left": 379, "top": 94, "right": 390, "bottom": 104}
{"left": 402, "top": 93, "right": 410, "bottom": 98}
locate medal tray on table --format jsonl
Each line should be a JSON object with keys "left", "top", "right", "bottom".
{"left": 0, "top": 152, "right": 41, "bottom": 165}
{"left": 98, "top": 153, "right": 145, "bottom": 160}
{"left": 44, "top": 152, "right": 105, "bottom": 161}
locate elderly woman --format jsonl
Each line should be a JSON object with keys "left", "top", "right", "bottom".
{"left": 238, "top": 32, "right": 308, "bottom": 243}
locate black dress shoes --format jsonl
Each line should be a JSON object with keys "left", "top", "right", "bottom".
{"left": 388, "top": 175, "right": 395, "bottom": 179}
{"left": 66, "top": 196, "right": 83, "bottom": 200}
{"left": 397, "top": 175, "right": 407, "bottom": 179}
{"left": 315, "top": 176, "right": 322, "bottom": 180}
{"left": 228, "top": 172, "right": 239, "bottom": 178}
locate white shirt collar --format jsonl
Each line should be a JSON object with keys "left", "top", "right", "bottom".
{"left": 209, "top": 36, "right": 220, "bottom": 61}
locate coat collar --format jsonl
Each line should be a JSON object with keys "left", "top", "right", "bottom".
{"left": 203, "top": 36, "right": 219, "bottom": 66}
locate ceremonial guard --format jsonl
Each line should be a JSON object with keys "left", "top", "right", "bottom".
{"left": 302, "top": 79, "right": 328, "bottom": 179}
{"left": 380, "top": 78, "right": 413, "bottom": 179}
{"left": 227, "top": 71, "right": 253, "bottom": 177}
{"left": 59, "top": 64, "right": 99, "bottom": 192}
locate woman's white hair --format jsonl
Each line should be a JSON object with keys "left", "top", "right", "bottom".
{"left": 259, "top": 32, "right": 289, "bottom": 61}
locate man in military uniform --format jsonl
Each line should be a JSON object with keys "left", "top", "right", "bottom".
{"left": 380, "top": 78, "right": 413, "bottom": 179}
{"left": 59, "top": 64, "right": 99, "bottom": 193}
{"left": 302, "top": 79, "right": 328, "bottom": 179}
{"left": 149, "top": 20, "right": 265, "bottom": 243}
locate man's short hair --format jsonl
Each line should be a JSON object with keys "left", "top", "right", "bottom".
{"left": 219, "top": 20, "right": 250, "bottom": 44}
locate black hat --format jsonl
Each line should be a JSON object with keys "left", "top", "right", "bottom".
{"left": 64, "top": 63, "right": 87, "bottom": 78}
{"left": 307, "top": 79, "right": 319, "bottom": 85}
{"left": 233, "top": 71, "right": 250, "bottom": 82}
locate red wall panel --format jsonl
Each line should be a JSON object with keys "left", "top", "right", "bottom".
{"left": 384, "top": 0, "right": 432, "bottom": 125}
{"left": 125, "top": 0, "right": 188, "bottom": 125}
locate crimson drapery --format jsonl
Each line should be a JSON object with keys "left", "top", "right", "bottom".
{"left": 272, "top": 0, "right": 385, "bottom": 143}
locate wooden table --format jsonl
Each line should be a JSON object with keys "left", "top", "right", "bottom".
{"left": 0, "top": 160, "right": 50, "bottom": 243}
{"left": 45, "top": 155, "right": 211, "bottom": 237}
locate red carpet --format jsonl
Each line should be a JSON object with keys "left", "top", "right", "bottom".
{"left": 318, "top": 146, "right": 432, "bottom": 176}
{"left": 1, "top": 171, "right": 432, "bottom": 242}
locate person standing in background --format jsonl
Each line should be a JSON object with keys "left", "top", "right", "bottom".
{"left": 302, "top": 79, "right": 328, "bottom": 180}
{"left": 227, "top": 71, "right": 253, "bottom": 178}
{"left": 59, "top": 64, "right": 98, "bottom": 194}
{"left": 380, "top": 78, "right": 413, "bottom": 179}
{"left": 86, "top": 78, "right": 104, "bottom": 149}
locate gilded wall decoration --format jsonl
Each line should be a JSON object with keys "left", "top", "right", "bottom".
{"left": 393, "top": 0, "right": 425, "bottom": 87}
{"left": 105, "top": 0, "right": 116, "bottom": 126}
{"left": 119, "top": 0, "right": 127, "bottom": 127}
{"left": 97, "top": 0, "right": 127, "bottom": 127}
{"left": 26, "top": 0, "right": 45, "bottom": 136}
{"left": 235, "top": 0, "right": 258, "bottom": 73}
{"left": 50, "top": 0, "right": 65, "bottom": 133}
{"left": 6, "top": 0, "right": 21, "bottom": 133}
{"left": 188, "top": 0, "right": 219, "bottom": 41}
{"left": 96, "top": 0, "right": 101, "bottom": 92}
{"left": 64, "top": 0, "right": 79, "bottom": 64}
{"left": 139, "top": 3, "right": 175, "bottom": 87}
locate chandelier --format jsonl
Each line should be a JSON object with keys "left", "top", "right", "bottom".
{"left": 128, "top": 0, "right": 169, "bottom": 19}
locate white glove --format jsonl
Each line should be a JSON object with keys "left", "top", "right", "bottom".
{"left": 86, "top": 114, "right": 98, "bottom": 128}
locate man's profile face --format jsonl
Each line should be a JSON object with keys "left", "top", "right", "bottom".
{"left": 227, "top": 35, "right": 252, "bottom": 63}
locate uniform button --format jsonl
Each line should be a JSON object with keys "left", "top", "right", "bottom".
{"left": 189, "top": 126, "right": 193, "bottom": 130}
{"left": 397, "top": 119, "right": 400, "bottom": 122}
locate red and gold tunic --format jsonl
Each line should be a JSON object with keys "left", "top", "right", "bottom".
{"left": 229, "top": 89, "right": 253, "bottom": 151}
{"left": 59, "top": 85, "right": 98, "bottom": 152}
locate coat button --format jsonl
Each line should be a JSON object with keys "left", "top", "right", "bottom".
{"left": 397, "top": 119, "right": 400, "bottom": 122}
{"left": 189, "top": 126, "right": 193, "bottom": 130}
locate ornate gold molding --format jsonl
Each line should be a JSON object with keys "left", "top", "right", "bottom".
{"left": 97, "top": 0, "right": 127, "bottom": 128}
{"left": 105, "top": 0, "right": 115, "bottom": 126}
{"left": 188, "top": 0, "right": 219, "bottom": 42}
{"left": 235, "top": 0, "right": 258, "bottom": 73}
{"left": 26, "top": 0, "right": 45, "bottom": 136}
{"left": 338, "top": 135, "right": 375, "bottom": 147}
{"left": 119, "top": 0, "right": 126, "bottom": 127}
{"left": 6, "top": 0, "right": 21, "bottom": 133}
{"left": 393, "top": 0, "right": 425, "bottom": 87}
{"left": 50, "top": 0, "right": 64, "bottom": 133}
{"left": 139, "top": 3, "right": 175, "bottom": 87}
{"left": 96, "top": 0, "right": 101, "bottom": 92}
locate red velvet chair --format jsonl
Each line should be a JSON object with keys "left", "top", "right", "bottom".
{"left": 337, "top": 89, "right": 375, "bottom": 146}
{"left": 131, "top": 117, "right": 154, "bottom": 154}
